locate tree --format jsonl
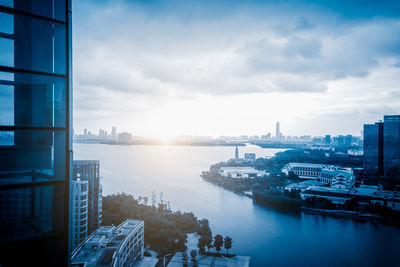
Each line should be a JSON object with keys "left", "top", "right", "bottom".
{"left": 197, "top": 236, "right": 208, "bottom": 254}
{"left": 190, "top": 249, "right": 197, "bottom": 266}
{"left": 182, "top": 251, "right": 189, "bottom": 267}
{"left": 224, "top": 236, "right": 232, "bottom": 254}
{"left": 214, "top": 234, "right": 223, "bottom": 254}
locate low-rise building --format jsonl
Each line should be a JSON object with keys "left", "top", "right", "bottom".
{"left": 219, "top": 167, "right": 267, "bottom": 179}
{"left": 282, "top": 163, "right": 327, "bottom": 179}
{"left": 301, "top": 184, "right": 400, "bottom": 210}
{"left": 244, "top": 153, "right": 256, "bottom": 162}
{"left": 301, "top": 187, "right": 352, "bottom": 204}
{"left": 319, "top": 168, "right": 356, "bottom": 189}
{"left": 71, "top": 219, "right": 144, "bottom": 267}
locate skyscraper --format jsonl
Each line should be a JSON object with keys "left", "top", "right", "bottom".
{"left": 0, "top": 1, "right": 72, "bottom": 265}
{"left": 235, "top": 145, "right": 239, "bottom": 160}
{"left": 383, "top": 115, "right": 400, "bottom": 178}
{"left": 73, "top": 160, "right": 102, "bottom": 235}
{"left": 276, "top": 121, "right": 280, "bottom": 140}
{"left": 364, "top": 122, "right": 384, "bottom": 179}
{"left": 111, "top": 126, "right": 117, "bottom": 141}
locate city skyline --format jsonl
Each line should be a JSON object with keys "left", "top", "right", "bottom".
{"left": 72, "top": 0, "right": 400, "bottom": 138}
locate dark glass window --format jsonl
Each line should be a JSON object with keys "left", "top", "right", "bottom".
{"left": 0, "top": 11, "right": 66, "bottom": 75}
{"left": 0, "top": 71, "right": 66, "bottom": 128}
{"left": 0, "top": 0, "right": 66, "bottom": 22}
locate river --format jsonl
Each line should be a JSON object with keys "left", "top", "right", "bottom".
{"left": 74, "top": 143, "right": 400, "bottom": 266}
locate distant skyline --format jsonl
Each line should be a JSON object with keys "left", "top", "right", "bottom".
{"left": 73, "top": 0, "right": 400, "bottom": 138}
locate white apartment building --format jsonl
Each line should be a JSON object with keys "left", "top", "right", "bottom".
{"left": 72, "top": 219, "right": 145, "bottom": 267}
{"left": 71, "top": 179, "right": 89, "bottom": 250}
{"left": 319, "top": 168, "right": 356, "bottom": 189}
{"left": 282, "top": 163, "right": 327, "bottom": 179}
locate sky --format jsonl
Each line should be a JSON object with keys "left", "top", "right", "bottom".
{"left": 72, "top": 0, "right": 400, "bottom": 138}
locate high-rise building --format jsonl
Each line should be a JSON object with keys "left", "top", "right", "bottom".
{"left": 325, "top": 135, "right": 331, "bottom": 145}
{"left": 71, "top": 179, "right": 88, "bottom": 251}
{"left": 111, "top": 126, "right": 117, "bottom": 141}
{"left": 363, "top": 121, "right": 384, "bottom": 179}
{"left": 383, "top": 115, "right": 400, "bottom": 178}
{"left": 276, "top": 121, "right": 280, "bottom": 140}
{"left": 73, "top": 160, "right": 102, "bottom": 235}
{"left": 0, "top": 1, "right": 72, "bottom": 266}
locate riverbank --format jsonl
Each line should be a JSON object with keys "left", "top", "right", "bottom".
{"left": 201, "top": 171, "right": 400, "bottom": 227}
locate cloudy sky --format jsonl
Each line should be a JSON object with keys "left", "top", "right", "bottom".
{"left": 72, "top": 0, "right": 400, "bottom": 138}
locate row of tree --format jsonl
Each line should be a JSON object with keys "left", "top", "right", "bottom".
{"left": 102, "top": 193, "right": 213, "bottom": 256}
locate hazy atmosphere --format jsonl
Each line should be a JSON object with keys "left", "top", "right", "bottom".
{"left": 73, "top": 0, "right": 400, "bottom": 137}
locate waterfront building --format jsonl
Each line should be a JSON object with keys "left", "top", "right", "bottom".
{"left": 301, "top": 187, "right": 353, "bottom": 204}
{"left": 118, "top": 132, "right": 132, "bottom": 143}
{"left": 71, "top": 179, "right": 89, "bottom": 250}
{"left": 244, "top": 153, "right": 256, "bottom": 162}
{"left": 285, "top": 180, "right": 326, "bottom": 192}
{"left": 219, "top": 167, "right": 267, "bottom": 178}
{"left": 0, "top": 1, "right": 72, "bottom": 265}
{"left": 301, "top": 185, "right": 400, "bottom": 209}
{"left": 73, "top": 160, "right": 102, "bottom": 235}
{"left": 284, "top": 163, "right": 356, "bottom": 190}
{"left": 71, "top": 219, "right": 144, "bottom": 267}
{"left": 319, "top": 168, "right": 356, "bottom": 189}
{"left": 383, "top": 115, "right": 400, "bottom": 178}
{"left": 282, "top": 163, "right": 327, "bottom": 179}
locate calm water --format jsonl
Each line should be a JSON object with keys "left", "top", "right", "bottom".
{"left": 74, "top": 143, "right": 400, "bottom": 267}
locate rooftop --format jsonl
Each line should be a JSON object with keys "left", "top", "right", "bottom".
{"left": 72, "top": 219, "right": 144, "bottom": 267}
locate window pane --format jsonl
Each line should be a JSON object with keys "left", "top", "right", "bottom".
{"left": 0, "top": 71, "right": 66, "bottom": 127}
{"left": 0, "top": 12, "right": 66, "bottom": 74}
{"left": 0, "top": 184, "right": 65, "bottom": 243}
{"left": 0, "top": 11, "right": 13, "bottom": 34}
{"left": 0, "top": 129, "right": 66, "bottom": 179}
{"left": 0, "top": 0, "right": 66, "bottom": 22}
{"left": 0, "top": 131, "right": 13, "bottom": 145}
{"left": 0, "top": 84, "right": 13, "bottom": 125}
{"left": 0, "top": 38, "right": 13, "bottom": 66}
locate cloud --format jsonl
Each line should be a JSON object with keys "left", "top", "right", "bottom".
{"left": 72, "top": 0, "right": 400, "bottom": 135}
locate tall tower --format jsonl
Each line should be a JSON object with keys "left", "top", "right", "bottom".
{"left": 364, "top": 122, "right": 384, "bottom": 179}
{"left": 235, "top": 145, "right": 239, "bottom": 160}
{"left": 383, "top": 115, "right": 400, "bottom": 178}
{"left": 276, "top": 121, "right": 281, "bottom": 140}
{"left": 111, "top": 126, "right": 117, "bottom": 141}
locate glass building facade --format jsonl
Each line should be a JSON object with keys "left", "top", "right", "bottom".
{"left": 364, "top": 115, "right": 400, "bottom": 181}
{"left": 0, "top": 1, "right": 72, "bottom": 266}
{"left": 383, "top": 115, "right": 400, "bottom": 178}
{"left": 363, "top": 122, "right": 384, "bottom": 179}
